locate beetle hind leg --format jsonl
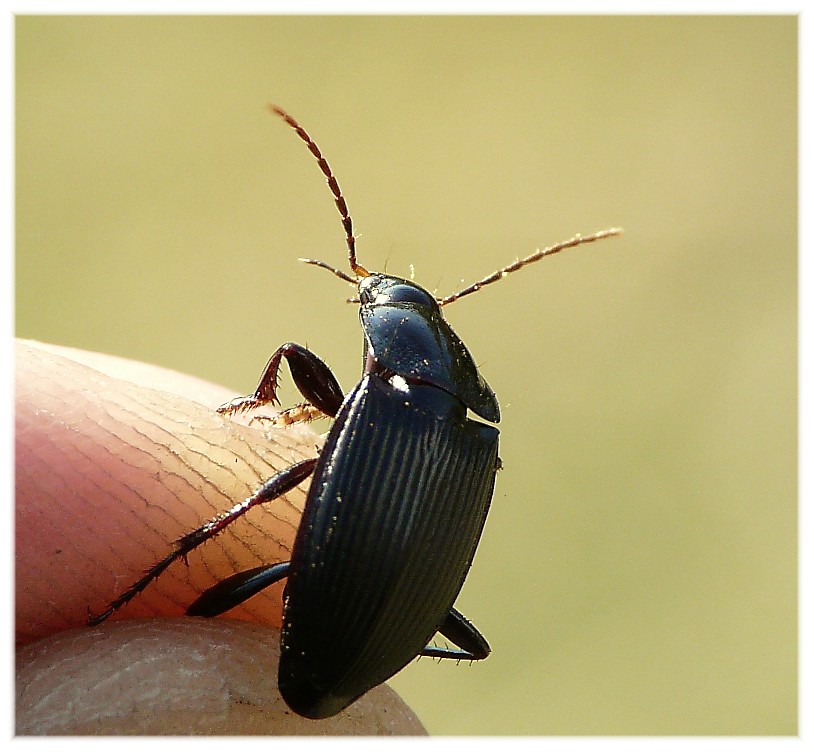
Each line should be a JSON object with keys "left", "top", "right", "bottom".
{"left": 421, "top": 607, "right": 491, "bottom": 661}
{"left": 86, "top": 458, "right": 316, "bottom": 625}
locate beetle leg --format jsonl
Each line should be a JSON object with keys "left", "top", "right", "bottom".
{"left": 217, "top": 342, "right": 343, "bottom": 418}
{"left": 249, "top": 402, "right": 327, "bottom": 427}
{"left": 186, "top": 562, "right": 291, "bottom": 617}
{"left": 87, "top": 458, "right": 317, "bottom": 625}
{"left": 420, "top": 607, "right": 491, "bottom": 661}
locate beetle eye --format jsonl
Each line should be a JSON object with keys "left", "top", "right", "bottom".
{"left": 384, "top": 284, "right": 436, "bottom": 306}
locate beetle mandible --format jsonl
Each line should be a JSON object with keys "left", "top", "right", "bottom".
{"left": 88, "top": 105, "right": 621, "bottom": 719}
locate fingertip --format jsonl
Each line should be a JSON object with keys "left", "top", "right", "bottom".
{"left": 16, "top": 618, "right": 427, "bottom": 736}
{"left": 16, "top": 340, "right": 315, "bottom": 642}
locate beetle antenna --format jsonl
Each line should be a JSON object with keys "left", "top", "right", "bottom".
{"left": 298, "top": 259, "right": 361, "bottom": 304}
{"left": 298, "top": 259, "right": 360, "bottom": 303}
{"left": 297, "top": 259, "right": 356, "bottom": 287}
{"left": 437, "top": 227, "right": 623, "bottom": 306}
{"left": 298, "top": 258, "right": 358, "bottom": 286}
{"left": 268, "top": 105, "right": 369, "bottom": 278}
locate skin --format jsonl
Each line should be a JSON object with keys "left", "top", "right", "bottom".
{"left": 15, "top": 340, "right": 427, "bottom": 735}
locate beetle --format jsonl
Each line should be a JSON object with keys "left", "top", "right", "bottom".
{"left": 88, "top": 105, "right": 621, "bottom": 719}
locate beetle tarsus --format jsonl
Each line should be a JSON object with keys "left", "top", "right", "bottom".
{"left": 419, "top": 606, "right": 491, "bottom": 661}
{"left": 245, "top": 403, "right": 326, "bottom": 428}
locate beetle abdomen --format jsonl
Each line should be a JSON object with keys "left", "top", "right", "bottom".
{"left": 279, "top": 374, "right": 499, "bottom": 719}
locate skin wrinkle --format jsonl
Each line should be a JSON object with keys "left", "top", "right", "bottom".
{"left": 100, "top": 374, "right": 273, "bottom": 506}
{"left": 31, "top": 401, "right": 171, "bottom": 546}
{"left": 113, "top": 403, "right": 234, "bottom": 489}
{"left": 60, "top": 428, "right": 184, "bottom": 585}
{"left": 138, "top": 395, "right": 311, "bottom": 539}
{"left": 17, "top": 443, "right": 140, "bottom": 624}
{"left": 98, "top": 393, "right": 224, "bottom": 506}
{"left": 87, "top": 381, "right": 302, "bottom": 601}
{"left": 192, "top": 450, "right": 296, "bottom": 596}
{"left": 177, "top": 432, "right": 308, "bottom": 578}
{"left": 22, "top": 404, "right": 137, "bottom": 511}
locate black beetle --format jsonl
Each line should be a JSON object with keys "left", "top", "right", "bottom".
{"left": 88, "top": 105, "right": 621, "bottom": 719}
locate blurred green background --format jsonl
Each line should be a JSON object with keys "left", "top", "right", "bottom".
{"left": 16, "top": 16, "right": 796, "bottom": 734}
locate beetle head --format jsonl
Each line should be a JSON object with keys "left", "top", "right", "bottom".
{"left": 358, "top": 275, "right": 438, "bottom": 309}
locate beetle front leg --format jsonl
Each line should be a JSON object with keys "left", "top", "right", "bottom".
{"left": 218, "top": 342, "right": 344, "bottom": 419}
{"left": 87, "top": 458, "right": 317, "bottom": 625}
{"left": 421, "top": 607, "right": 491, "bottom": 661}
{"left": 249, "top": 402, "right": 327, "bottom": 428}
